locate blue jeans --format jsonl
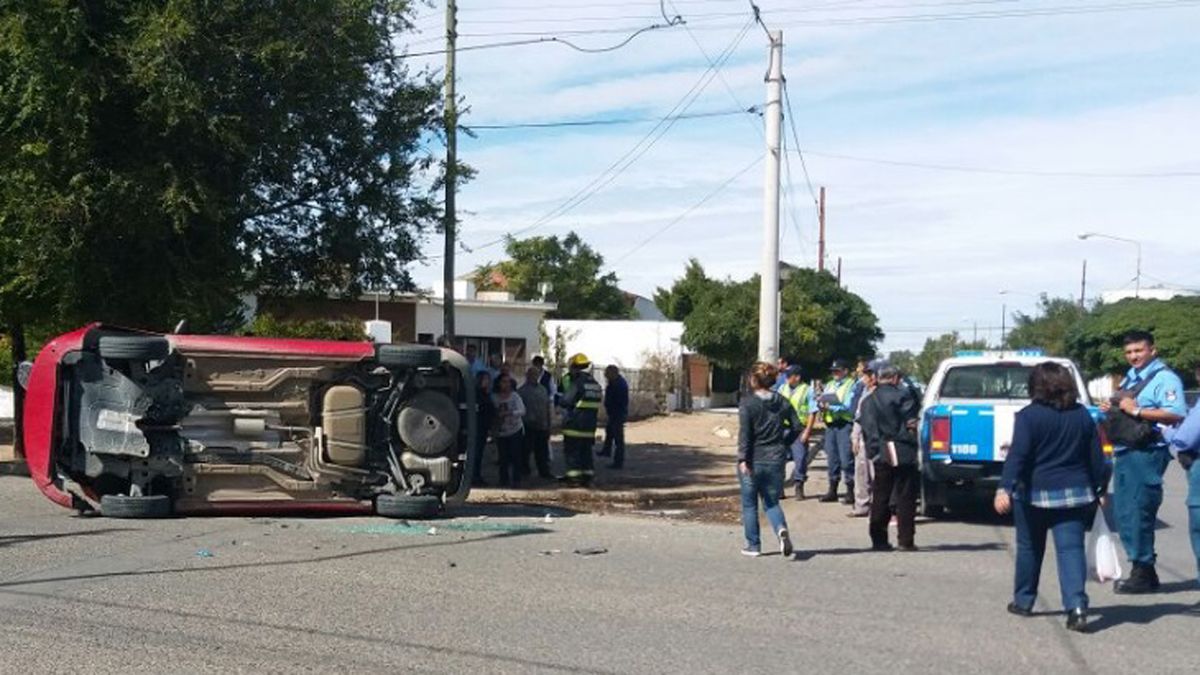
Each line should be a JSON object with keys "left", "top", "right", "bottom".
{"left": 825, "top": 424, "right": 853, "bottom": 485}
{"left": 1113, "top": 447, "right": 1170, "bottom": 566}
{"left": 1013, "top": 500, "right": 1092, "bottom": 612}
{"left": 739, "top": 461, "right": 788, "bottom": 551}
{"left": 790, "top": 440, "right": 808, "bottom": 483}
{"left": 1187, "top": 459, "right": 1200, "bottom": 581}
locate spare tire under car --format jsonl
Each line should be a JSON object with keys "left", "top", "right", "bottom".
{"left": 375, "top": 493, "right": 442, "bottom": 519}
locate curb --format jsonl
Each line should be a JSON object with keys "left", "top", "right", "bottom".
{"left": 0, "top": 461, "right": 30, "bottom": 477}
{"left": 469, "top": 484, "right": 739, "bottom": 507}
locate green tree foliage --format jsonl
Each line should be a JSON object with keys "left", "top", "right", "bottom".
{"left": 1066, "top": 297, "right": 1200, "bottom": 384}
{"left": 887, "top": 350, "right": 917, "bottom": 379}
{"left": 0, "top": 1, "right": 440, "bottom": 335}
{"left": 654, "top": 262, "right": 883, "bottom": 374}
{"left": 475, "top": 232, "right": 632, "bottom": 320}
{"left": 913, "top": 332, "right": 988, "bottom": 383}
{"left": 244, "top": 314, "right": 367, "bottom": 341}
{"left": 1005, "top": 295, "right": 1087, "bottom": 355}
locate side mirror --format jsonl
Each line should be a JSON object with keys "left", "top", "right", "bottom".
{"left": 15, "top": 361, "right": 32, "bottom": 390}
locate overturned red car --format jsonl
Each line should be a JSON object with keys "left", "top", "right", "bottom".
{"left": 22, "top": 324, "right": 475, "bottom": 518}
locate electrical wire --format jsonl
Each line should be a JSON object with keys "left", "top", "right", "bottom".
{"left": 780, "top": 83, "right": 820, "bottom": 204}
{"left": 425, "top": 18, "right": 756, "bottom": 260}
{"left": 610, "top": 153, "right": 764, "bottom": 265}
{"left": 399, "top": 22, "right": 680, "bottom": 59}
{"left": 467, "top": 107, "right": 759, "bottom": 130}
{"left": 791, "top": 149, "right": 1200, "bottom": 179}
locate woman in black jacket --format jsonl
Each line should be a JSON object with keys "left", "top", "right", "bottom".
{"left": 737, "top": 362, "right": 802, "bottom": 558}
{"left": 995, "top": 362, "right": 1109, "bottom": 633}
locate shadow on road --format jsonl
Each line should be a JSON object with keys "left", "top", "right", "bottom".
{"left": 0, "top": 527, "right": 546, "bottom": 590}
{"left": 0, "top": 529, "right": 137, "bottom": 549}
{"left": 453, "top": 503, "right": 580, "bottom": 519}
{"left": 796, "top": 542, "right": 1006, "bottom": 558}
{"left": 1087, "top": 600, "right": 1200, "bottom": 632}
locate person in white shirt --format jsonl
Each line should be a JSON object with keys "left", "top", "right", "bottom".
{"left": 491, "top": 374, "right": 527, "bottom": 488}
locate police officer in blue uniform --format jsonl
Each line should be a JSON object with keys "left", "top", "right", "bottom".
{"left": 1099, "top": 330, "right": 1187, "bottom": 594}
{"left": 1164, "top": 362, "right": 1200, "bottom": 585}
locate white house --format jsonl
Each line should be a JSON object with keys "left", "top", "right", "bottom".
{"left": 415, "top": 278, "right": 556, "bottom": 366}
{"left": 542, "top": 319, "right": 684, "bottom": 371}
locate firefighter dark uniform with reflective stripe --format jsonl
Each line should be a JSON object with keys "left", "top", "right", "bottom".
{"left": 559, "top": 353, "right": 603, "bottom": 487}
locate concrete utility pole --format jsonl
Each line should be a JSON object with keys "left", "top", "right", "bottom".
{"left": 757, "top": 30, "right": 784, "bottom": 363}
{"left": 836, "top": 256, "right": 842, "bottom": 286}
{"left": 817, "top": 186, "right": 826, "bottom": 272}
{"left": 441, "top": 0, "right": 458, "bottom": 344}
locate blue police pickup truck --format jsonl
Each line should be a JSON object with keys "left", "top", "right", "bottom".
{"left": 918, "top": 350, "right": 1111, "bottom": 517}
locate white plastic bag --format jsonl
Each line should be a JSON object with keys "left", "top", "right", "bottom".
{"left": 1087, "top": 506, "right": 1123, "bottom": 583}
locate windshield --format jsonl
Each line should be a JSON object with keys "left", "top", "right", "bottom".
{"left": 939, "top": 365, "right": 1033, "bottom": 400}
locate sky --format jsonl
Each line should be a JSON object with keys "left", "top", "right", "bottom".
{"left": 401, "top": 0, "right": 1200, "bottom": 354}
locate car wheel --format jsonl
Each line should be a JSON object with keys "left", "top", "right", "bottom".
{"left": 376, "top": 344, "right": 442, "bottom": 369}
{"left": 98, "top": 335, "right": 170, "bottom": 361}
{"left": 376, "top": 493, "right": 442, "bottom": 519}
{"left": 99, "top": 494, "right": 173, "bottom": 518}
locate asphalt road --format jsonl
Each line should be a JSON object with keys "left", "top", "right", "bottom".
{"left": 1, "top": 472, "right": 1197, "bottom": 674}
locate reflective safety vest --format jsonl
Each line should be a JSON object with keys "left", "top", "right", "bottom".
{"left": 822, "top": 377, "right": 856, "bottom": 425}
{"left": 561, "top": 372, "right": 603, "bottom": 439}
{"left": 778, "top": 381, "right": 811, "bottom": 418}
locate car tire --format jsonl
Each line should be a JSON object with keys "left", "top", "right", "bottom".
{"left": 376, "top": 493, "right": 442, "bottom": 519}
{"left": 98, "top": 335, "right": 170, "bottom": 361}
{"left": 376, "top": 344, "right": 442, "bottom": 369}
{"left": 100, "top": 494, "right": 173, "bottom": 519}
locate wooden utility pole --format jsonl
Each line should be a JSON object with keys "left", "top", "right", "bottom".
{"left": 441, "top": 0, "right": 458, "bottom": 344}
{"left": 1079, "top": 259, "right": 1087, "bottom": 310}
{"left": 817, "top": 186, "right": 826, "bottom": 272}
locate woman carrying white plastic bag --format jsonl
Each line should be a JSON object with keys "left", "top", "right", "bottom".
{"left": 995, "top": 363, "right": 1110, "bottom": 633}
{"left": 1088, "top": 506, "right": 1123, "bottom": 583}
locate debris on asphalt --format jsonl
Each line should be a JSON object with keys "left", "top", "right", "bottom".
{"left": 427, "top": 526, "right": 438, "bottom": 536}
{"left": 543, "top": 513, "right": 554, "bottom": 523}
{"left": 712, "top": 425, "right": 732, "bottom": 439}
{"left": 448, "top": 561, "right": 457, "bottom": 568}
{"left": 573, "top": 546, "right": 608, "bottom": 556}
{"left": 539, "top": 549, "right": 562, "bottom": 556}
{"left": 195, "top": 549, "right": 214, "bottom": 558}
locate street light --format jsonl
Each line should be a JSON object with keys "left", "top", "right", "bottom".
{"left": 1078, "top": 232, "right": 1142, "bottom": 298}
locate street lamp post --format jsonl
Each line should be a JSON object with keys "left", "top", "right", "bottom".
{"left": 1078, "top": 232, "right": 1142, "bottom": 298}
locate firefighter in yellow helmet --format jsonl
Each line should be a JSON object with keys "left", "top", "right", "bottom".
{"left": 558, "top": 353, "right": 603, "bottom": 487}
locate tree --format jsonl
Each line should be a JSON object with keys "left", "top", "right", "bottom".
{"left": 475, "top": 232, "right": 632, "bottom": 320}
{"left": 656, "top": 262, "right": 883, "bottom": 374}
{"left": 1005, "top": 295, "right": 1086, "bottom": 355}
{"left": 653, "top": 258, "right": 711, "bottom": 321}
{"left": 913, "top": 332, "right": 988, "bottom": 383}
{"left": 888, "top": 350, "right": 917, "bottom": 379}
{"left": 243, "top": 314, "right": 366, "bottom": 341}
{"left": 0, "top": 1, "right": 441, "bottom": 337}
{"left": 1066, "top": 297, "right": 1200, "bottom": 384}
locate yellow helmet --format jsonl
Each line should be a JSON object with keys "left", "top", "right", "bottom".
{"left": 569, "top": 353, "right": 591, "bottom": 368}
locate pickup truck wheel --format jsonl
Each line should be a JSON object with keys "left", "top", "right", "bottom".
{"left": 376, "top": 493, "right": 442, "bottom": 519}
{"left": 376, "top": 344, "right": 442, "bottom": 369}
{"left": 98, "top": 335, "right": 170, "bottom": 361}
{"left": 100, "top": 494, "right": 172, "bottom": 519}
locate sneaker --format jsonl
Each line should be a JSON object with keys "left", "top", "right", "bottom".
{"left": 778, "top": 529, "right": 794, "bottom": 558}
{"left": 871, "top": 542, "right": 894, "bottom": 552}
{"left": 741, "top": 546, "right": 762, "bottom": 558}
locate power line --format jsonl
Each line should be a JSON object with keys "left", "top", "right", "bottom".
{"left": 425, "top": 18, "right": 756, "bottom": 261}
{"left": 611, "top": 153, "right": 764, "bottom": 265}
{"left": 399, "top": 22, "right": 680, "bottom": 59}
{"left": 792, "top": 149, "right": 1200, "bottom": 179}
{"left": 467, "top": 107, "right": 759, "bottom": 130}
{"left": 780, "top": 82, "right": 820, "bottom": 203}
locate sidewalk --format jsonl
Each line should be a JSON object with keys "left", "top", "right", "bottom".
{"left": 469, "top": 410, "right": 748, "bottom": 507}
